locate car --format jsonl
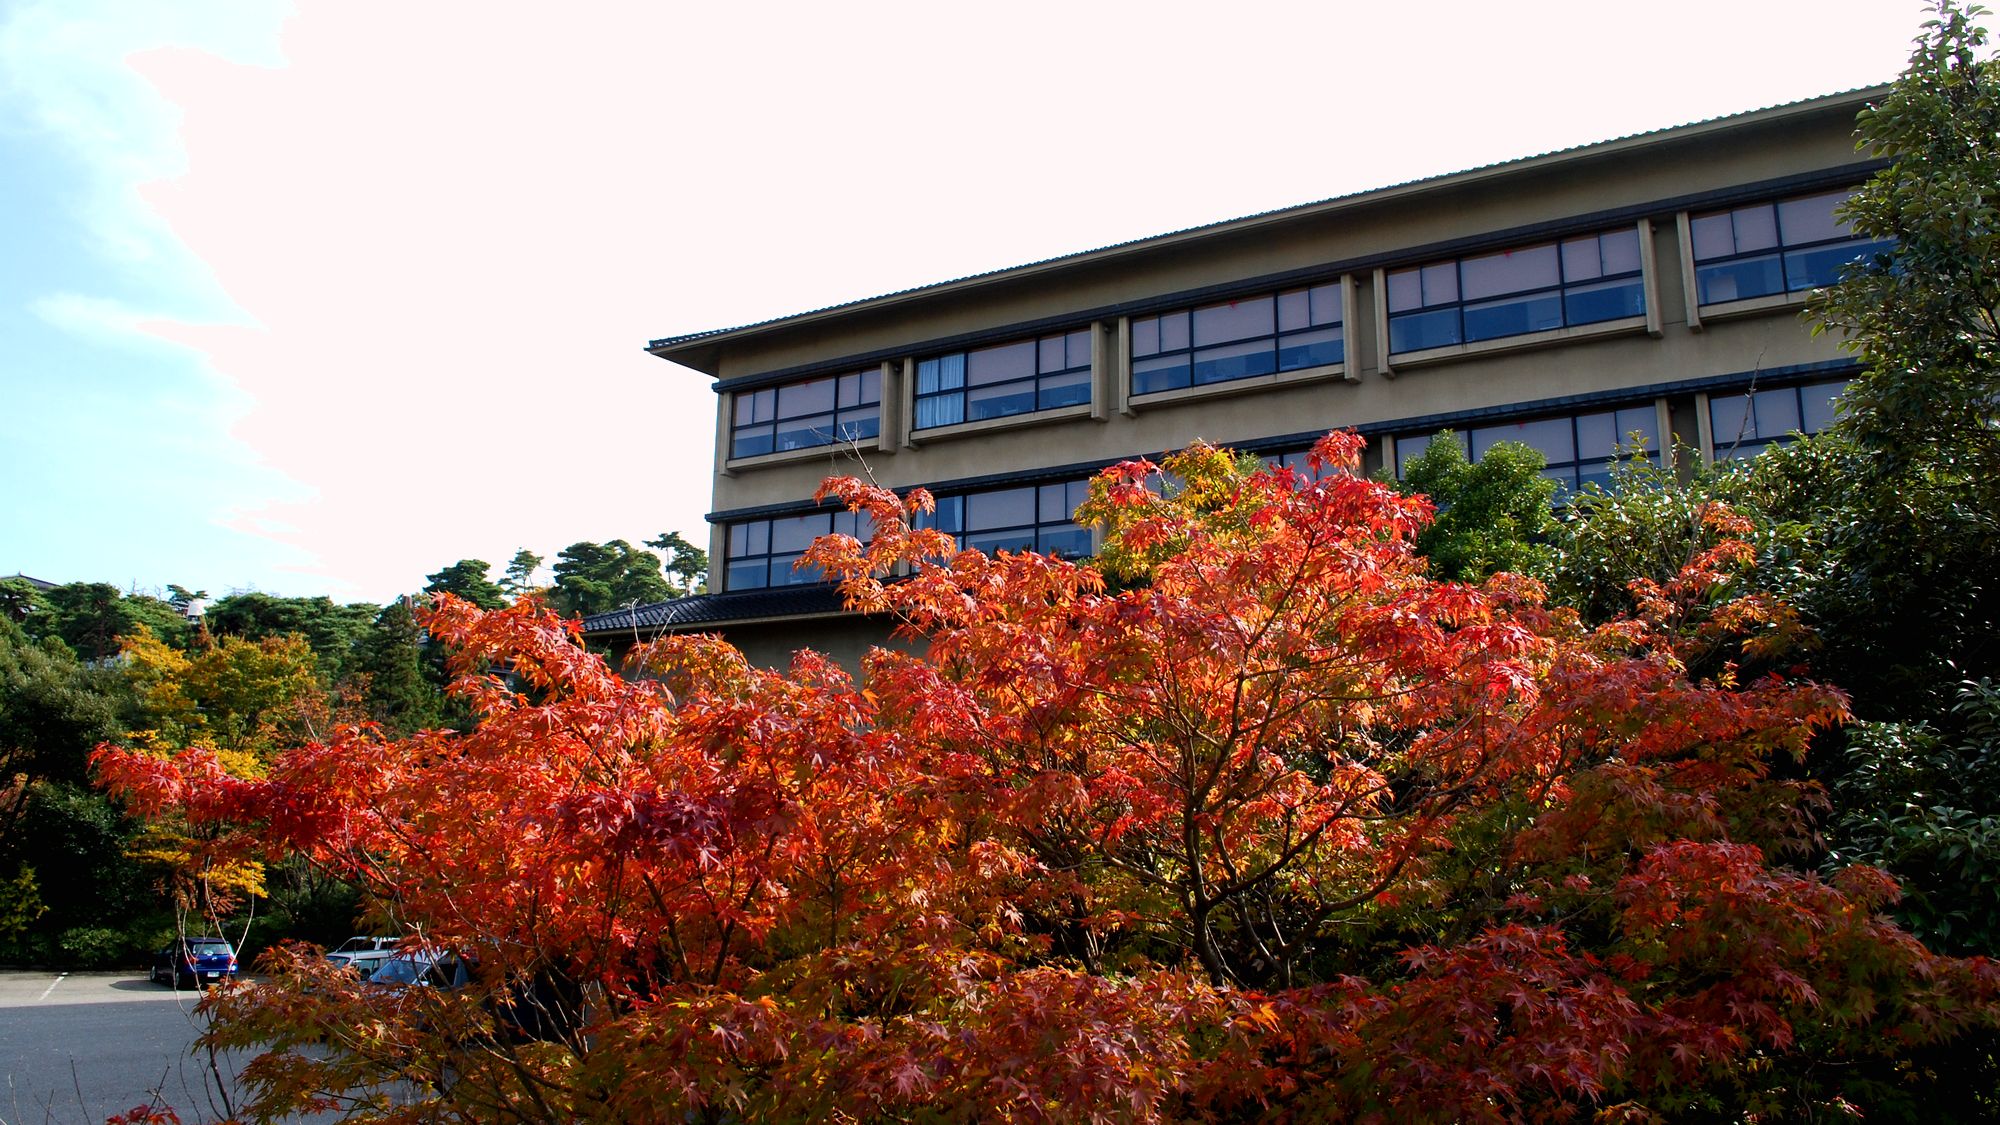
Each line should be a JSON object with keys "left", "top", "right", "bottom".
{"left": 331, "top": 935, "right": 399, "bottom": 955}
{"left": 325, "top": 947, "right": 396, "bottom": 978}
{"left": 150, "top": 936, "right": 239, "bottom": 988}
{"left": 364, "top": 950, "right": 472, "bottom": 991}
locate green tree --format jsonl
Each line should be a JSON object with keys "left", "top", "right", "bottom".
{"left": 0, "top": 619, "right": 129, "bottom": 791}
{"left": 424, "top": 559, "right": 507, "bottom": 610}
{"left": 353, "top": 600, "right": 444, "bottom": 734}
{"left": 501, "top": 549, "right": 543, "bottom": 601}
{"left": 644, "top": 531, "right": 709, "bottom": 596}
{"left": 1393, "top": 432, "right": 1559, "bottom": 582}
{"left": 204, "top": 593, "right": 376, "bottom": 684}
{"left": 548, "top": 540, "right": 672, "bottom": 618}
{"left": 27, "top": 582, "right": 186, "bottom": 660}
{"left": 0, "top": 578, "right": 41, "bottom": 625}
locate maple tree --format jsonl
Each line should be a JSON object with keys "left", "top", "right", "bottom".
{"left": 94, "top": 432, "right": 2000, "bottom": 1122}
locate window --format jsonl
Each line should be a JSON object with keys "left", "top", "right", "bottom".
{"left": 915, "top": 330, "right": 1092, "bottom": 430}
{"left": 1689, "top": 190, "right": 1892, "bottom": 304}
{"left": 1258, "top": 449, "right": 1348, "bottom": 483}
{"left": 1709, "top": 379, "right": 1847, "bottom": 462}
{"left": 917, "top": 479, "right": 1093, "bottom": 558}
{"left": 731, "top": 369, "right": 881, "bottom": 459}
{"left": 1386, "top": 228, "right": 1645, "bottom": 353}
{"left": 1130, "top": 284, "right": 1344, "bottom": 395}
{"left": 723, "top": 509, "right": 873, "bottom": 591}
{"left": 1395, "top": 403, "right": 1661, "bottom": 495}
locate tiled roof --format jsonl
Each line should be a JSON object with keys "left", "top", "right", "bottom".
{"left": 579, "top": 586, "right": 852, "bottom": 637}
{"left": 646, "top": 86, "right": 1886, "bottom": 355}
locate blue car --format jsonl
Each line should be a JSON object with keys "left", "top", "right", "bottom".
{"left": 150, "top": 937, "right": 239, "bottom": 988}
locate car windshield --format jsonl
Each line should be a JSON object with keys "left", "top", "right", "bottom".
{"left": 369, "top": 957, "right": 429, "bottom": 985}
{"left": 186, "top": 940, "right": 230, "bottom": 953}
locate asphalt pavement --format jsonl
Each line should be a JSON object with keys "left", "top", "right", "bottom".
{"left": 0, "top": 970, "right": 250, "bottom": 1125}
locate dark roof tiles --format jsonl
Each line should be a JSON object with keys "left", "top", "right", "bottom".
{"left": 579, "top": 586, "right": 851, "bottom": 637}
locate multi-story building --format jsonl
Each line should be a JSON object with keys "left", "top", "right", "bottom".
{"left": 584, "top": 87, "right": 1888, "bottom": 666}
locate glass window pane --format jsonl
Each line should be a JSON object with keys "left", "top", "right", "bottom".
{"left": 775, "top": 554, "right": 818, "bottom": 585}
{"left": 837, "top": 373, "right": 860, "bottom": 409}
{"left": 1277, "top": 326, "right": 1342, "bottom": 371}
{"left": 1039, "top": 526, "right": 1092, "bottom": 558}
{"left": 1613, "top": 406, "right": 1660, "bottom": 451}
{"left": 1389, "top": 308, "right": 1461, "bottom": 353}
{"left": 1561, "top": 236, "right": 1603, "bottom": 282}
{"left": 1696, "top": 255, "right": 1784, "bottom": 304}
{"left": 968, "top": 340, "right": 1036, "bottom": 386}
{"left": 1037, "top": 369, "right": 1091, "bottom": 410}
{"left": 1159, "top": 311, "right": 1190, "bottom": 352}
{"left": 859, "top": 367, "right": 881, "bottom": 404}
{"left": 967, "top": 487, "right": 1035, "bottom": 531}
{"left": 734, "top": 392, "right": 759, "bottom": 426}
{"left": 1192, "top": 295, "right": 1274, "bottom": 346}
{"left": 778, "top": 377, "right": 835, "bottom": 418}
{"left": 1039, "top": 335, "right": 1067, "bottom": 374}
{"left": 923, "top": 495, "right": 964, "bottom": 535}
{"left": 1461, "top": 244, "right": 1559, "bottom": 300}
{"left": 915, "top": 393, "right": 964, "bottom": 429}
{"left": 1039, "top": 483, "right": 1074, "bottom": 525}
{"left": 1564, "top": 277, "right": 1645, "bottom": 325}
{"left": 726, "top": 560, "right": 768, "bottom": 591}
{"left": 1309, "top": 283, "right": 1341, "bottom": 326}
{"left": 771, "top": 514, "right": 829, "bottom": 554}
{"left": 1710, "top": 394, "right": 1753, "bottom": 451}
{"left": 967, "top": 380, "right": 1036, "bottom": 421}
{"left": 1732, "top": 204, "right": 1779, "bottom": 254}
{"left": 1421, "top": 262, "right": 1459, "bottom": 306}
{"left": 1462, "top": 292, "right": 1563, "bottom": 342}
{"left": 1751, "top": 388, "right": 1801, "bottom": 437}
{"left": 1473, "top": 416, "right": 1574, "bottom": 463}
{"left": 1599, "top": 228, "right": 1641, "bottom": 275}
{"left": 1777, "top": 190, "right": 1848, "bottom": 245}
{"left": 1386, "top": 268, "right": 1423, "bottom": 312}
{"left": 776, "top": 414, "right": 835, "bottom": 451}
{"left": 1131, "top": 316, "right": 1160, "bottom": 358}
{"left": 1277, "top": 289, "right": 1310, "bottom": 332}
{"left": 1690, "top": 213, "right": 1735, "bottom": 262}
{"left": 1574, "top": 410, "right": 1618, "bottom": 461}
{"left": 1067, "top": 329, "right": 1093, "bottom": 370}
{"left": 917, "top": 354, "right": 965, "bottom": 395}
{"left": 1192, "top": 339, "right": 1278, "bottom": 385}
{"left": 1800, "top": 380, "right": 1846, "bottom": 433}
{"left": 965, "top": 529, "right": 1036, "bottom": 555}
{"left": 1784, "top": 241, "right": 1881, "bottom": 291}
{"left": 1133, "top": 354, "right": 1191, "bottom": 395}
{"left": 732, "top": 427, "right": 774, "bottom": 459}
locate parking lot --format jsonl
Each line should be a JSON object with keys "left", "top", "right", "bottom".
{"left": 0, "top": 970, "right": 250, "bottom": 1125}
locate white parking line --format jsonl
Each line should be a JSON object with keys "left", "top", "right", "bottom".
{"left": 36, "top": 972, "right": 67, "bottom": 1001}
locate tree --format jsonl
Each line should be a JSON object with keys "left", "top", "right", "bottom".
{"left": 0, "top": 578, "right": 40, "bottom": 625}
{"left": 352, "top": 600, "right": 443, "bottom": 735}
{"left": 96, "top": 433, "right": 2000, "bottom": 1122}
{"left": 203, "top": 593, "right": 376, "bottom": 684}
{"left": 425, "top": 559, "right": 508, "bottom": 611}
{"left": 644, "top": 531, "right": 709, "bottom": 596}
{"left": 26, "top": 582, "right": 186, "bottom": 660}
{"left": 1392, "top": 432, "right": 1560, "bottom": 582}
{"left": 548, "top": 539, "right": 673, "bottom": 618}
{"left": 1800, "top": 0, "right": 2000, "bottom": 720}
{"left": 502, "top": 549, "right": 544, "bottom": 601}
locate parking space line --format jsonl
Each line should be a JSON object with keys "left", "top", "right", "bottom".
{"left": 36, "top": 972, "right": 67, "bottom": 1001}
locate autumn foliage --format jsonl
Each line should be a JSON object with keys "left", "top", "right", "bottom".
{"left": 94, "top": 433, "right": 2000, "bottom": 1122}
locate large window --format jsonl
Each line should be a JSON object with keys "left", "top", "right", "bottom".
{"left": 917, "top": 479, "right": 1093, "bottom": 558}
{"left": 1395, "top": 404, "right": 1661, "bottom": 495}
{"left": 731, "top": 369, "right": 881, "bottom": 459}
{"left": 1689, "top": 190, "right": 1890, "bottom": 305}
{"left": 1387, "top": 228, "right": 1645, "bottom": 354}
{"left": 1709, "top": 380, "right": 1847, "bottom": 462}
{"left": 1130, "top": 284, "right": 1344, "bottom": 395}
{"left": 723, "top": 509, "right": 873, "bottom": 591}
{"left": 915, "top": 330, "right": 1092, "bottom": 430}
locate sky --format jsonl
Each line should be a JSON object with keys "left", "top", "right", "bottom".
{"left": 0, "top": 0, "right": 1929, "bottom": 604}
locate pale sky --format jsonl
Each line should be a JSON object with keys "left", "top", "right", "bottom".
{"left": 0, "top": 0, "right": 1926, "bottom": 604}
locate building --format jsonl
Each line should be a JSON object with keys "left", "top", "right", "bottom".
{"left": 583, "top": 87, "right": 1888, "bottom": 666}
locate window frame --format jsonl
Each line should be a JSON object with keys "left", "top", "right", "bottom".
{"left": 721, "top": 509, "right": 872, "bottom": 592}
{"left": 1384, "top": 225, "right": 1649, "bottom": 357}
{"left": 1392, "top": 402, "right": 1665, "bottom": 497}
{"left": 729, "top": 368, "right": 883, "bottom": 461}
{"left": 913, "top": 329, "right": 1093, "bottom": 432}
{"left": 1128, "top": 282, "right": 1346, "bottom": 398}
{"left": 1703, "top": 378, "right": 1848, "bottom": 465}
{"left": 1685, "top": 188, "right": 1890, "bottom": 312}
{"left": 916, "top": 478, "right": 1095, "bottom": 559}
